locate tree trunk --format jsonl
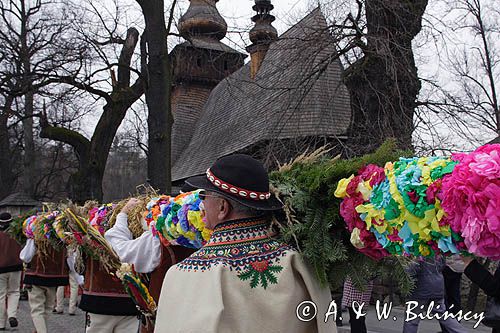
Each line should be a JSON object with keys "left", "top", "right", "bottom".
{"left": 139, "top": 0, "right": 172, "bottom": 194}
{"left": 344, "top": 0, "right": 428, "bottom": 154}
{"left": 0, "top": 104, "right": 15, "bottom": 200}
{"left": 68, "top": 165, "right": 104, "bottom": 204}
{"left": 20, "top": 0, "right": 35, "bottom": 196}
{"left": 22, "top": 90, "right": 35, "bottom": 196}
{"left": 41, "top": 100, "right": 141, "bottom": 204}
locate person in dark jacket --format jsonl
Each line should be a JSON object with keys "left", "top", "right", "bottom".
{"left": 20, "top": 237, "right": 69, "bottom": 333}
{"left": 0, "top": 212, "right": 22, "bottom": 330}
{"left": 403, "top": 257, "right": 467, "bottom": 333}
{"left": 462, "top": 256, "right": 500, "bottom": 333}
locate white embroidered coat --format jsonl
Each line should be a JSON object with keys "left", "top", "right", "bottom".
{"left": 154, "top": 217, "right": 337, "bottom": 333}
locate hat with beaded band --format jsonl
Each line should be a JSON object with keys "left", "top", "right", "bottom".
{"left": 185, "top": 154, "right": 283, "bottom": 211}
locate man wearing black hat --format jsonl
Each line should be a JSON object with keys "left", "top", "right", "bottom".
{"left": 154, "top": 154, "right": 336, "bottom": 333}
{"left": 0, "top": 212, "right": 22, "bottom": 331}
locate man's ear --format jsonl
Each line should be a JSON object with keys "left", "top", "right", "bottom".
{"left": 217, "top": 198, "right": 231, "bottom": 220}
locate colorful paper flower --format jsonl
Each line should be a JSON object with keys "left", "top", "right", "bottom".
{"left": 145, "top": 191, "right": 212, "bottom": 249}
{"left": 441, "top": 144, "right": 500, "bottom": 259}
{"left": 336, "top": 155, "right": 461, "bottom": 259}
{"left": 88, "top": 203, "right": 114, "bottom": 235}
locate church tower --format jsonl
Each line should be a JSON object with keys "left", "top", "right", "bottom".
{"left": 171, "top": 0, "right": 246, "bottom": 161}
{"left": 246, "top": 0, "right": 277, "bottom": 79}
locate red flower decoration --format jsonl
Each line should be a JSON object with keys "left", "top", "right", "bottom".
{"left": 250, "top": 260, "right": 269, "bottom": 273}
{"left": 359, "top": 164, "right": 386, "bottom": 186}
{"left": 407, "top": 191, "right": 419, "bottom": 204}
{"left": 346, "top": 176, "right": 362, "bottom": 198}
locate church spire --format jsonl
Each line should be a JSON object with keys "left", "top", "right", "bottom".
{"left": 249, "top": 0, "right": 277, "bottom": 44}
{"left": 178, "top": 0, "right": 228, "bottom": 41}
{"left": 246, "top": 0, "right": 278, "bottom": 79}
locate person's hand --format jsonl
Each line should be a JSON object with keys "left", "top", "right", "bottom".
{"left": 460, "top": 255, "right": 474, "bottom": 268}
{"left": 121, "top": 198, "right": 142, "bottom": 215}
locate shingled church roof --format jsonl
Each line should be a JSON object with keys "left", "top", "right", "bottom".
{"left": 175, "top": 37, "right": 242, "bottom": 54}
{"left": 0, "top": 192, "right": 40, "bottom": 208}
{"left": 172, "top": 8, "right": 352, "bottom": 181}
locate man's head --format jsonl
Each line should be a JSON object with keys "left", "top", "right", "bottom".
{"left": 0, "top": 212, "right": 12, "bottom": 230}
{"left": 185, "top": 154, "right": 283, "bottom": 229}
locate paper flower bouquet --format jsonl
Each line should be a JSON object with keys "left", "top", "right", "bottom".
{"left": 23, "top": 211, "right": 66, "bottom": 242}
{"left": 144, "top": 190, "right": 212, "bottom": 249}
{"left": 441, "top": 144, "right": 500, "bottom": 259}
{"left": 88, "top": 203, "right": 115, "bottom": 235}
{"left": 335, "top": 144, "right": 500, "bottom": 260}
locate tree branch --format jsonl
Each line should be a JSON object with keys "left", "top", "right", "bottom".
{"left": 117, "top": 27, "right": 140, "bottom": 89}
{"left": 39, "top": 111, "right": 90, "bottom": 166}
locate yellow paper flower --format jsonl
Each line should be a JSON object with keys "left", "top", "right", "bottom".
{"left": 350, "top": 227, "right": 365, "bottom": 249}
{"left": 356, "top": 204, "right": 387, "bottom": 233}
{"left": 202, "top": 229, "right": 212, "bottom": 241}
{"left": 357, "top": 181, "right": 373, "bottom": 201}
{"left": 387, "top": 169, "right": 404, "bottom": 206}
{"left": 183, "top": 230, "right": 197, "bottom": 241}
{"left": 420, "top": 159, "right": 448, "bottom": 185}
{"left": 334, "top": 175, "right": 354, "bottom": 198}
{"left": 187, "top": 211, "right": 203, "bottom": 230}
{"left": 419, "top": 244, "right": 431, "bottom": 257}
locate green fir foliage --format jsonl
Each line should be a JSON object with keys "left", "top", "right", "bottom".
{"left": 270, "top": 139, "right": 415, "bottom": 295}
{"left": 7, "top": 210, "right": 35, "bottom": 246}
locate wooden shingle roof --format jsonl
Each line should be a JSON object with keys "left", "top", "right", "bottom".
{"left": 0, "top": 192, "right": 40, "bottom": 208}
{"left": 175, "top": 37, "right": 242, "bottom": 54}
{"left": 172, "top": 8, "right": 352, "bottom": 181}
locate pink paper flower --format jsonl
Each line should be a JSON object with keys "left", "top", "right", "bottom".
{"left": 359, "top": 164, "right": 386, "bottom": 186}
{"left": 470, "top": 152, "right": 500, "bottom": 179}
{"left": 346, "top": 176, "right": 362, "bottom": 198}
{"left": 358, "top": 229, "right": 390, "bottom": 261}
{"left": 340, "top": 196, "right": 365, "bottom": 230}
{"left": 442, "top": 144, "right": 500, "bottom": 259}
{"left": 340, "top": 195, "right": 390, "bottom": 261}
{"left": 426, "top": 178, "right": 442, "bottom": 204}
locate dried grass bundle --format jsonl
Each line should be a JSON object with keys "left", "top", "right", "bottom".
{"left": 108, "top": 185, "right": 159, "bottom": 239}
{"left": 64, "top": 207, "right": 121, "bottom": 274}
{"left": 277, "top": 146, "right": 334, "bottom": 173}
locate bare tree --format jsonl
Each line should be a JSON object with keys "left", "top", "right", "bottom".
{"left": 252, "top": 0, "right": 429, "bottom": 156}
{"left": 0, "top": 96, "right": 15, "bottom": 199}
{"left": 39, "top": 25, "right": 144, "bottom": 203}
{"left": 0, "top": 0, "right": 82, "bottom": 199}
{"left": 416, "top": 0, "right": 499, "bottom": 151}
{"left": 332, "top": 0, "right": 429, "bottom": 153}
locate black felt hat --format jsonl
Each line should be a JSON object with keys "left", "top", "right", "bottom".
{"left": 0, "top": 212, "right": 12, "bottom": 224}
{"left": 185, "top": 154, "right": 283, "bottom": 211}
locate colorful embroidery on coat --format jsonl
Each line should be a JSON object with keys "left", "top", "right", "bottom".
{"left": 237, "top": 259, "right": 283, "bottom": 289}
{"left": 175, "top": 217, "right": 292, "bottom": 289}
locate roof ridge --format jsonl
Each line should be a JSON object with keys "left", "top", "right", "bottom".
{"left": 279, "top": 7, "right": 324, "bottom": 37}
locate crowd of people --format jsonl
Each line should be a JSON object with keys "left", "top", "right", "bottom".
{"left": 0, "top": 154, "right": 499, "bottom": 333}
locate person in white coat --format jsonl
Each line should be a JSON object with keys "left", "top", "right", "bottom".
{"left": 153, "top": 154, "right": 337, "bottom": 333}
{"left": 105, "top": 198, "right": 195, "bottom": 333}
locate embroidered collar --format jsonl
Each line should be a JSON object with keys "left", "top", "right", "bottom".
{"left": 176, "top": 216, "right": 293, "bottom": 289}
{"left": 206, "top": 217, "right": 275, "bottom": 247}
